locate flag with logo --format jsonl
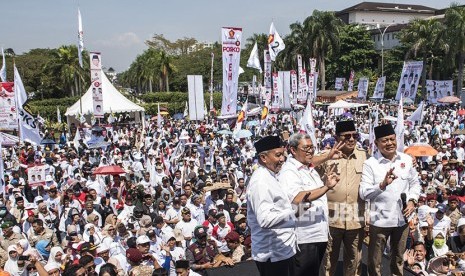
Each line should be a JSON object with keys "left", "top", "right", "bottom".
{"left": 77, "top": 8, "right": 84, "bottom": 68}
{"left": 299, "top": 102, "right": 318, "bottom": 153}
{"left": 369, "top": 105, "right": 379, "bottom": 154}
{"left": 14, "top": 66, "right": 42, "bottom": 145}
{"left": 57, "top": 106, "right": 62, "bottom": 123}
{"left": 396, "top": 95, "right": 405, "bottom": 152}
{"left": 247, "top": 42, "right": 262, "bottom": 73}
{"left": 268, "top": 22, "right": 285, "bottom": 61}
{"left": 260, "top": 97, "right": 270, "bottom": 130}
{"left": 407, "top": 101, "right": 424, "bottom": 124}
{"left": 234, "top": 100, "right": 248, "bottom": 133}
{"left": 0, "top": 48, "right": 6, "bottom": 82}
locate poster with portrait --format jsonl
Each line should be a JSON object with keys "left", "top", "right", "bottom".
{"left": 357, "top": 77, "right": 369, "bottom": 100}
{"left": 395, "top": 61, "right": 423, "bottom": 101}
{"left": 290, "top": 70, "right": 298, "bottom": 105}
{"left": 28, "top": 165, "right": 46, "bottom": 187}
{"left": 372, "top": 76, "right": 386, "bottom": 99}
{"left": 0, "top": 82, "right": 17, "bottom": 130}
{"left": 90, "top": 52, "right": 104, "bottom": 118}
{"left": 297, "top": 55, "right": 308, "bottom": 104}
{"left": 426, "top": 80, "right": 453, "bottom": 104}
{"left": 335, "top": 78, "right": 345, "bottom": 91}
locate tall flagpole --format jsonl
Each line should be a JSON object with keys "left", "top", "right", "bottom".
{"left": 209, "top": 52, "right": 214, "bottom": 115}
{"left": 77, "top": 7, "right": 84, "bottom": 116}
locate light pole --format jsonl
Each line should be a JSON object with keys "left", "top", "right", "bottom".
{"left": 367, "top": 23, "right": 396, "bottom": 77}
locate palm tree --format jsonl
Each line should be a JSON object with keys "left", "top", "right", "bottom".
{"left": 158, "top": 50, "right": 175, "bottom": 92}
{"left": 307, "top": 10, "right": 343, "bottom": 90}
{"left": 400, "top": 18, "right": 448, "bottom": 98}
{"left": 445, "top": 5, "right": 465, "bottom": 96}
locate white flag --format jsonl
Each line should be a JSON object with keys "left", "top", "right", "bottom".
{"left": 299, "top": 102, "right": 318, "bottom": 153}
{"left": 183, "top": 101, "right": 188, "bottom": 117}
{"left": 77, "top": 8, "right": 84, "bottom": 68}
{"left": 14, "top": 66, "right": 42, "bottom": 145}
{"left": 234, "top": 100, "right": 248, "bottom": 134}
{"left": 369, "top": 105, "right": 379, "bottom": 154}
{"left": 247, "top": 42, "right": 262, "bottom": 73}
{"left": 0, "top": 48, "right": 6, "bottom": 82}
{"left": 268, "top": 22, "right": 285, "bottom": 61}
{"left": 73, "top": 129, "right": 81, "bottom": 152}
{"left": 157, "top": 102, "right": 162, "bottom": 129}
{"left": 260, "top": 97, "right": 270, "bottom": 130}
{"left": 407, "top": 101, "right": 424, "bottom": 124}
{"left": 0, "top": 134, "right": 4, "bottom": 195}
{"left": 57, "top": 106, "right": 62, "bottom": 123}
{"left": 396, "top": 96, "right": 405, "bottom": 152}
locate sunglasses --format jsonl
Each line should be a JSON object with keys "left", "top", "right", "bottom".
{"left": 340, "top": 133, "right": 360, "bottom": 140}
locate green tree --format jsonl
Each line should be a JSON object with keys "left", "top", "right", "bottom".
{"left": 146, "top": 34, "right": 197, "bottom": 56}
{"left": 445, "top": 5, "right": 465, "bottom": 95}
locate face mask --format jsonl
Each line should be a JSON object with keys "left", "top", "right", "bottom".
{"left": 434, "top": 238, "right": 445, "bottom": 248}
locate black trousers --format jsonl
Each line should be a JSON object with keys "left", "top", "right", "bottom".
{"left": 255, "top": 256, "right": 295, "bottom": 276}
{"left": 295, "top": 242, "right": 328, "bottom": 276}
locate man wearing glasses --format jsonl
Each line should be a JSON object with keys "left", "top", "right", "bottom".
{"left": 319, "top": 120, "right": 368, "bottom": 276}
{"left": 360, "top": 124, "right": 421, "bottom": 276}
{"left": 278, "top": 133, "right": 341, "bottom": 276}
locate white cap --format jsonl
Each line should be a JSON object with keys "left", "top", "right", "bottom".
{"left": 421, "top": 170, "right": 427, "bottom": 175}
{"left": 419, "top": 221, "right": 429, "bottom": 228}
{"left": 162, "top": 233, "right": 176, "bottom": 244}
{"left": 136, "top": 235, "right": 150, "bottom": 245}
{"left": 417, "top": 205, "right": 438, "bottom": 221}
{"left": 458, "top": 218, "right": 465, "bottom": 229}
{"left": 216, "top": 200, "right": 224, "bottom": 206}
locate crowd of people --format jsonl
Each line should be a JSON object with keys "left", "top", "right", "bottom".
{"left": 0, "top": 102, "right": 465, "bottom": 276}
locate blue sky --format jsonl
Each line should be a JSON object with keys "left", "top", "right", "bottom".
{"left": 1, "top": 0, "right": 461, "bottom": 72}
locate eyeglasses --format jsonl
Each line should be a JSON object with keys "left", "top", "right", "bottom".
{"left": 340, "top": 133, "right": 360, "bottom": 140}
{"left": 297, "top": 146, "right": 315, "bottom": 153}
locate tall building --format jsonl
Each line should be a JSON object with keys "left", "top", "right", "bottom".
{"left": 187, "top": 41, "right": 215, "bottom": 54}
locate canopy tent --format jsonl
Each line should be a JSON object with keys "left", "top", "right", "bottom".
{"left": 0, "top": 132, "right": 19, "bottom": 147}
{"left": 328, "top": 100, "right": 368, "bottom": 116}
{"left": 65, "top": 72, "right": 145, "bottom": 126}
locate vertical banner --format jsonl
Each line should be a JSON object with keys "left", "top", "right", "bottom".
{"left": 221, "top": 27, "right": 242, "bottom": 116}
{"left": 372, "top": 76, "right": 386, "bottom": 99}
{"left": 357, "top": 77, "right": 369, "bottom": 100}
{"left": 271, "top": 72, "right": 280, "bottom": 111}
{"left": 297, "top": 55, "right": 308, "bottom": 104}
{"left": 395, "top": 61, "right": 423, "bottom": 101}
{"left": 309, "top": 58, "right": 317, "bottom": 74}
{"left": 90, "top": 52, "right": 103, "bottom": 118}
{"left": 188, "top": 75, "right": 205, "bottom": 121}
{"left": 279, "top": 71, "right": 291, "bottom": 109}
{"left": 426, "top": 80, "right": 453, "bottom": 104}
{"left": 335, "top": 78, "right": 345, "bottom": 91}
{"left": 0, "top": 82, "right": 17, "bottom": 130}
{"left": 348, "top": 70, "right": 355, "bottom": 91}
{"left": 263, "top": 50, "right": 272, "bottom": 102}
{"left": 308, "top": 72, "right": 318, "bottom": 103}
{"left": 290, "top": 70, "right": 298, "bottom": 105}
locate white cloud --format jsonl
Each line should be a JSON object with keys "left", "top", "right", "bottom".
{"left": 95, "top": 32, "right": 144, "bottom": 48}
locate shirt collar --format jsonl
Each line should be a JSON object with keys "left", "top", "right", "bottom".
{"left": 288, "top": 156, "right": 312, "bottom": 170}
{"left": 377, "top": 151, "right": 401, "bottom": 163}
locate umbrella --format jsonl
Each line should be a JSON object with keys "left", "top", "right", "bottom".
{"left": 247, "top": 120, "right": 259, "bottom": 127}
{"left": 217, "top": 129, "right": 233, "bottom": 135}
{"left": 294, "top": 104, "right": 305, "bottom": 109}
{"left": 453, "top": 128, "right": 465, "bottom": 135}
{"left": 459, "top": 109, "right": 465, "bottom": 116}
{"left": 402, "top": 98, "right": 414, "bottom": 104}
{"left": 438, "top": 96, "right": 460, "bottom": 104}
{"left": 160, "top": 111, "right": 169, "bottom": 115}
{"left": 404, "top": 143, "right": 438, "bottom": 157}
{"left": 234, "top": 129, "right": 252, "bottom": 139}
{"left": 93, "top": 165, "right": 126, "bottom": 175}
{"left": 40, "top": 138, "right": 56, "bottom": 145}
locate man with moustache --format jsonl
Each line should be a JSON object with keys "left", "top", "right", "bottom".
{"left": 360, "top": 124, "right": 421, "bottom": 276}
{"left": 278, "top": 133, "right": 341, "bottom": 276}
{"left": 319, "top": 120, "right": 368, "bottom": 276}
{"left": 246, "top": 136, "right": 296, "bottom": 276}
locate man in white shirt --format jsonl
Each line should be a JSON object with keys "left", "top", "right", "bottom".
{"left": 278, "top": 133, "right": 340, "bottom": 276}
{"left": 246, "top": 136, "right": 296, "bottom": 276}
{"left": 359, "top": 124, "right": 421, "bottom": 276}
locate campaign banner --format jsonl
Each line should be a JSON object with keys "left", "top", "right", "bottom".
{"left": 309, "top": 58, "right": 317, "bottom": 74}
{"left": 279, "top": 71, "right": 291, "bottom": 109}
{"left": 90, "top": 52, "right": 104, "bottom": 118}
{"left": 28, "top": 165, "right": 46, "bottom": 187}
{"left": 395, "top": 61, "right": 423, "bottom": 101}
{"left": 0, "top": 82, "right": 17, "bottom": 130}
{"left": 308, "top": 72, "right": 318, "bottom": 103}
{"left": 357, "top": 77, "right": 369, "bottom": 100}
{"left": 426, "top": 80, "right": 453, "bottom": 104}
{"left": 271, "top": 72, "right": 280, "bottom": 111}
{"left": 187, "top": 75, "right": 205, "bottom": 121}
{"left": 290, "top": 70, "right": 298, "bottom": 105}
{"left": 348, "top": 70, "right": 355, "bottom": 91}
{"left": 297, "top": 55, "right": 308, "bottom": 104}
{"left": 335, "top": 78, "right": 345, "bottom": 91}
{"left": 263, "top": 50, "right": 272, "bottom": 102}
{"left": 221, "top": 27, "right": 242, "bottom": 116}
{"left": 372, "top": 76, "right": 386, "bottom": 99}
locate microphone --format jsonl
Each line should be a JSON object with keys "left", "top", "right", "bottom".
{"left": 401, "top": 193, "right": 408, "bottom": 223}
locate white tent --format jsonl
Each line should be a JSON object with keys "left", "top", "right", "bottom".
{"left": 65, "top": 72, "right": 145, "bottom": 120}
{"left": 328, "top": 100, "right": 369, "bottom": 116}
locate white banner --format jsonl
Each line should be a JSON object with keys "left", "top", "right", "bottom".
{"left": 279, "top": 71, "right": 291, "bottom": 109}
{"left": 372, "top": 76, "right": 386, "bottom": 99}
{"left": 297, "top": 55, "right": 308, "bottom": 104}
{"left": 264, "top": 50, "right": 272, "bottom": 103}
{"left": 395, "top": 61, "right": 423, "bottom": 101}
{"left": 309, "top": 58, "right": 317, "bottom": 74}
{"left": 0, "top": 82, "right": 17, "bottom": 130}
{"left": 268, "top": 22, "right": 285, "bottom": 61}
{"left": 28, "top": 165, "right": 46, "bottom": 187}
{"left": 90, "top": 52, "right": 104, "bottom": 118}
{"left": 221, "top": 27, "right": 242, "bottom": 116}
{"left": 290, "top": 70, "right": 298, "bottom": 105}
{"left": 309, "top": 72, "right": 318, "bottom": 103}
{"left": 335, "top": 78, "right": 345, "bottom": 91}
{"left": 357, "top": 77, "right": 369, "bottom": 100}
{"left": 348, "top": 70, "right": 355, "bottom": 91}
{"left": 187, "top": 75, "right": 205, "bottom": 121}
{"left": 271, "top": 72, "right": 280, "bottom": 111}
{"left": 426, "top": 80, "right": 453, "bottom": 104}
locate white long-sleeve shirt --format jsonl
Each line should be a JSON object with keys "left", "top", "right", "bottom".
{"left": 359, "top": 151, "right": 421, "bottom": 228}
{"left": 246, "top": 166, "right": 296, "bottom": 262}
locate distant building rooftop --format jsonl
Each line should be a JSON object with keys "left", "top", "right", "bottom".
{"left": 336, "top": 2, "right": 437, "bottom": 16}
